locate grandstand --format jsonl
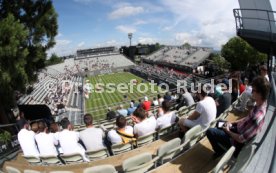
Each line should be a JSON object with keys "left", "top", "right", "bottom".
{"left": 144, "top": 46, "right": 212, "bottom": 68}
{"left": 2, "top": 0, "right": 276, "bottom": 171}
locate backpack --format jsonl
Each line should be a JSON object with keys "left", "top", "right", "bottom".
{"left": 116, "top": 130, "right": 136, "bottom": 144}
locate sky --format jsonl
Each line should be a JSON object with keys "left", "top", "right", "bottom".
{"left": 48, "top": 0, "right": 276, "bottom": 56}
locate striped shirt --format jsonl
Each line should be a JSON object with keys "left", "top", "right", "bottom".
{"left": 237, "top": 102, "right": 267, "bottom": 143}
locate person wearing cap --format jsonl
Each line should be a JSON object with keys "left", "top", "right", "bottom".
{"left": 18, "top": 119, "right": 40, "bottom": 158}
{"left": 142, "top": 96, "right": 152, "bottom": 111}
{"left": 117, "top": 104, "right": 128, "bottom": 117}
{"left": 260, "top": 65, "right": 269, "bottom": 82}
{"left": 127, "top": 102, "right": 137, "bottom": 116}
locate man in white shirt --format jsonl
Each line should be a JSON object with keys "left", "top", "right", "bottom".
{"left": 152, "top": 97, "right": 159, "bottom": 107}
{"left": 108, "top": 115, "right": 134, "bottom": 144}
{"left": 79, "top": 114, "right": 105, "bottom": 151}
{"left": 131, "top": 108, "right": 157, "bottom": 137}
{"left": 57, "top": 118, "right": 89, "bottom": 162}
{"left": 182, "top": 90, "right": 195, "bottom": 106}
{"left": 179, "top": 88, "right": 217, "bottom": 132}
{"left": 35, "top": 121, "right": 58, "bottom": 156}
{"left": 18, "top": 120, "right": 39, "bottom": 157}
{"left": 156, "top": 100, "right": 177, "bottom": 129}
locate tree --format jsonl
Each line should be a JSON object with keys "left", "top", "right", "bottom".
{"left": 211, "top": 53, "right": 230, "bottom": 73}
{"left": 0, "top": 0, "right": 58, "bottom": 83}
{"left": 221, "top": 37, "right": 266, "bottom": 71}
{"left": 46, "top": 53, "right": 64, "bottom": 66}
{"left": 0, "top": 0, "right": 58, "bottom": 118}
{"left": 0, "top": 14, "right": 29, "bottom": 107}
{"left": 183, "top": 42, "right": 191, "bottom": 48}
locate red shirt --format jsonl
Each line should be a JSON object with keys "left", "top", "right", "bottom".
{"left": 142, "top": 101, "right": 151, "bottom": 111}
{"left": 239, "top": 84, "right": 245, "bottom": 94}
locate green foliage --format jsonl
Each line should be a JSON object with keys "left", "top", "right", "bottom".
{"left": 46, "top": 53, "right": 64, "bottom": 66}
{"left": 0, "top": 0, "right": 58, "bottom": 108}
{"left": 183, "top": 42, "right": 191, "bottom": 48}
{"left": 211, "top": 53, "right": 230, "bottom": 73}
{"left": 221, "top": 37, "right": 266, "bottom": 71}
{"left": 0, "top": 14, "right": 29, "bottom": 106}
{"left": 0, "top": 130, "right": 12, "bottom": 144}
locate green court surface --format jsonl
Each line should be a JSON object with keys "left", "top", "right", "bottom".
{"left": 84, "top": 72, "right": 164, "bottom": 120}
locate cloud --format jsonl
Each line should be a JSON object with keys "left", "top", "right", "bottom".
{"left": 138, "top": 37, "right": 157, "bottom": 44}
{"left": 56, "top": 33, "right": 63, "bottom": 38}
{"left": 77, "top": 41, "right": 85, "bottom": 47}
{"left": 116, "top": 25, "right": 136, "bottom": 33}
{"left": 175, "top": 32, "right": 202, "bottom": 45}
{"left": 160, "top": 0, "right": 239, "bottom": 49}
{"left": 47, "top": 39, "right": 74, "bottom": 56}
{"left": 93, "top": 40, "right": 121, "bottom": 48}
{"left": 109, "top": 6, "right": 144, "bottom": 19}
{"left": 133, "top": 19, "right": 147, "bottom": 26}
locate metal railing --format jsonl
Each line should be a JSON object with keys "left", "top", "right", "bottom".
{"left": 233, "top": 8, "right": 276, "bottom": 39}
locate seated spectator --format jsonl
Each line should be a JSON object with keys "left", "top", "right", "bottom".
{"left": 132, "top": 100, "right": 139, "bottom": 108}
{"left": 136, "top": 99, "right": 143, "bottom": 108}
{"left": 57, "top": 118, "right": 89, "bottom": 161}
{"left": 152, "top": 97, "right": 159, "bottom": 107}
{"left": 127, "top": 102, "right": 137, "bottom": 116}
{"left": 179, "top": 88, "right": 217, "bottom": 133}
{"left": 182, "top": 89, "right": 195, "bottom": 107}
{"left": 171, "top": 91, "right": 178, "bottom": 100}
{"left": 156, "top": 101, "right": 177, "bottom": 129}
{"left": 79, "top": 114, "right": 105, "bottom": 151}
{"left": 106, "top": 107, "right": 117, "bottom": 120}
{"left": 207, "top": 76, "right": 270, "bottom": 158}
{"left": 163, "top": 92, "right": 172, "bottom": 101}
{"left": 35, "top": 121, "right": 58, "bottom": 156}
{"left": 107, "top": 115, "right": 135, "bottom": 144}
{"left": 117, "top": 104, "right": 128, "bottom": 117}
{"left": 142, "top": 96, "right": 151, "bottom": 111}
{"left": 31, "top": 122, "right": 39, "bottom": 134}
{"left": 231, "top": 78, "right": 239, "bottom": 103}
{"left": 239, "top": 80, "right": 246, "bottom": 94}
{"left": 18, "top": 119, "right": 39, "bottom": 157}
{"left": 234, "top": 78, "right": 253, "bottom": 112}
{"left": 131, "top": 108, "right": 157, "bottom": 137}
{"left": 16, "top": 111, "right": 26, "bottom": 130}
{"left": 214, "top": 79, "right": 223, "bottom": 99}
{"left": 156, "top": 107, "right": 164, "bottom": 119}
{"left": 157, "top": 94, "right": 164, "bottom": 105}
{"left": 216, "top": 82, "right": 232, "bottom": 117}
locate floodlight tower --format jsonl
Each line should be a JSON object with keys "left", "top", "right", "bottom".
{"left": 128, "top": 33, "right": 133, "bottom": 46}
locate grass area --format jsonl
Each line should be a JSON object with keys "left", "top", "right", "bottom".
{"left": 85, "top": 72, "right": 164, "bottom": 120}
